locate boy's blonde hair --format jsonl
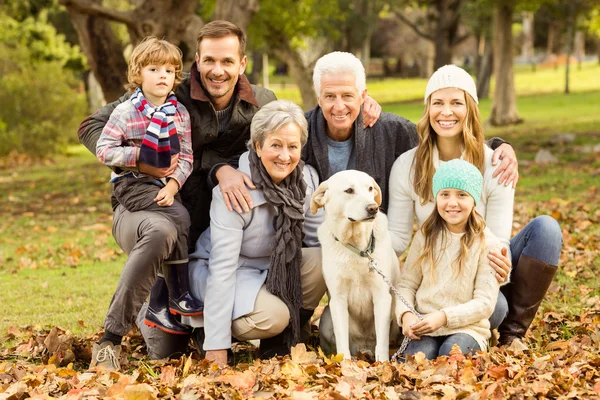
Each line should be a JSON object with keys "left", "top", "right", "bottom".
{"left": 126, "top": 37, "right": 184, "bottom": 93}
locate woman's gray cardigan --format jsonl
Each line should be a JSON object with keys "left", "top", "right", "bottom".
{"left": 185, "top": 152, "right": 323, "bottom": 350}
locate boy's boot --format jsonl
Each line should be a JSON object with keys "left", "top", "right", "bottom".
{"left": 258, "top": 308, "right": 314, "bottom": 359}
{"left": 164, "top": 262, "right": 204, "bottom": 316}
{"left": 498, "top": 254, "right": 557, "bottom": 346}
{"left": 144, "top": 275, "right": 192, "bottom": 335}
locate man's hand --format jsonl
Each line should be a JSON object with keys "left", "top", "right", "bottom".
{"left": 138, "top": 154, "right": 179, "bottom": 178}
{"left": 216, "top": 165, "right": 256, "bottom": 213}
{"left": 362, "top": 95, "right": 382, "bottom": 128}
{"left": 205, "top": 349, "right": 228, "bottom": 367}
{"left": 488, "top": 247, "right": 511, "bottom": 284}
{"left": 401, "top": 312, "right": 421, "bottom": 340}
{"left": 491, "top": 143, "right": 519, "bottom": 188}
{"left": 411, "top": 311, "right": 447, "bottom": 336}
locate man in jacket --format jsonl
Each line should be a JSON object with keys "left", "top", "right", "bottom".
{"left": 79, "top": 21, "right": 277, "bottom": 364}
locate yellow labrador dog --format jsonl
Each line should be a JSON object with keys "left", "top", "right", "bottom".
{"left": 311, "top": 170, "right": 400, "bottom": 361}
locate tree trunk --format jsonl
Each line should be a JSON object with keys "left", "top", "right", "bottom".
{"left": 63, "top": 2, "right": 128, "bottom": 103}
{"left": 565, "top": 3, "right": 576, "bottom": 94}
{"left": 247, "top": 50, "right": 263, "bottom": 84}
{"left": 490, "top": 4, "right": 522, "bottom": 126}
{"left": 546, "top": 21, "right": 556, "bottom": 57}
{"left": 432, "top": 0, "right": 465, "bottom": 70}
{"left": 395, "top": 0, "right": 467, "bottom": 71}
{"left": 272, "top": 45, "right": 317, "bottom": 110}
{"left": 521, "top": 12, "right": 534, "bottom": 61}
{"left": 213, "top": 0, "right": 259, "bottom": 31}
{"left": 59, "top": 0, "right": 258, "bottom": 101}
{"left": 476, "top": 36, "right": 493, "bottom": 100}
{"left": 597, "top": 38, "right": 600, "bottom": 64}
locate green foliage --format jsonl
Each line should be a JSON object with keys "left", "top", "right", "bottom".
{"left": 0, "top": 10, "right": 86, "bottom": 71}
{"left": 0, "top": 10, "right": 87, "bottom": 157}
{"left": 0, "top": 62, "right": 87, "bottom": 157}
{"left": 248, "top": 0, "right": 343, "bottom": 50}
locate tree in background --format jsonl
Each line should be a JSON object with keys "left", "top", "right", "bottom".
{"left": 0, "top": 5, "right": 87, "bottom": 157}
{"left": 58, "top": 0, "right": 259, "bottom": 102}
{"left": 249, "top": 0, "right": 342, "bottom": 109}
{"left": 393, "top": 0, "right": 470, "bottom": 70}
{"left": 489, "top": 0, "right": 523, "bottom": 126}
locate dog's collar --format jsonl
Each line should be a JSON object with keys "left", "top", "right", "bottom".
{"left": 334, "top": 231, "right": 376, "bottom": 260}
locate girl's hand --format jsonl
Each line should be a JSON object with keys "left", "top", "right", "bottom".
{"left": 155, "top": 185, "right": 176, "bottom": 206}
{"left": 401, "top": 312, "right": 421, "bottom": 340}
{"left": 205, "top": 349, "right": 228, "bottom": 367}
{"left": 488, "top": 247, "right": 511, "bottom": 284}
{"left": 411, "top": 311, "right": 447, "bottom": 336}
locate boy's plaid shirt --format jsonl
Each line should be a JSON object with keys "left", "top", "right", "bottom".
{"left": 96, "top": 100, "right": 193, "bottom": 188}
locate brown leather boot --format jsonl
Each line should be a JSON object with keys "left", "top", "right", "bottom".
{"left": 498, "top": 254, "right": 557, "bottom": 346}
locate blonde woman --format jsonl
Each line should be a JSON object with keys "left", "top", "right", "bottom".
{"left": 388, "top": 65, "right": 561, "bottom": 347}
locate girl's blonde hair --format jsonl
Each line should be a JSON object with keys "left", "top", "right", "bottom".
{"left": 126, "top": 37, "right": 184, "bottom": 93}
{"left": 414, "top": 205, "right": 486, "bottom": 279}
{"left": 411, "top": 91, "right": 485, "bottom": 205}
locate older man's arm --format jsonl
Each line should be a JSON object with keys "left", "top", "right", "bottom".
{"left": 362, "top": 95, "right": 382, "bottom": 128}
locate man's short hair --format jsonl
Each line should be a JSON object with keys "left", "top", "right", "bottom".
{"left": 313, "top": 52, "right": 366, "bottom": 95}
{"left": 126, "top": 36, "right": 183, "bottom": 93}
{"left": 196, "top": 20, "right": 246, "bottom": 59}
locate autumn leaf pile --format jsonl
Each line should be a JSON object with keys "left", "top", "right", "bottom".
{"left": 1, "top": 317, "right": 600, "bottom": 399}
{"left": 1, "top": 153, "right": 600, "bottom": 398}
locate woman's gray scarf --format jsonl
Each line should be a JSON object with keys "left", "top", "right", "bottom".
{"left": 249, "top": 148, "right": 307, "bottom": 347}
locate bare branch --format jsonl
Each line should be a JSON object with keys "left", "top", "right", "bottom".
{"left": 59, "top": 0, "right": 135, "bottom": 26}
{"left": 454, "top": 33, "right": 471, "bottom": 46}
{"left": 394, "top": 12, "right": 434, "bottom": 42}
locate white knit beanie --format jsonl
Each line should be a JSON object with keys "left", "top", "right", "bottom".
{"left": 424, "top": 65, "right": 478, "bottom": 104}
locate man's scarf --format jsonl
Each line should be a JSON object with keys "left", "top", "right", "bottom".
{"left": 248, "top": 148, "right": 307, "bottom": 347}
{"left": 131, "top": 87, "right": 180, "bottom": 168}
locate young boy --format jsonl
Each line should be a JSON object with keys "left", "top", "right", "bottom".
{"left": 93, "top": 37, "right": 202, "bottom": 370}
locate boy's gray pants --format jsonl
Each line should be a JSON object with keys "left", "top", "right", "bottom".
{"left": 104, "top": 198, "right": 190, "bottom": 337}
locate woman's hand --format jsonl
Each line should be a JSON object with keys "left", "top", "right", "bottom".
{"left": 411, "top": 311, "right": 447, "bottom": 336}
{"left": 362, "top": 95, "right": 382, "bottom": 128}
{"left": 216, "top": 165, "right": 256, "bottom": 213}
{"left": 488, "top": 247, "right": 511, "bottom": 284}
{"left": 401, "top": 312, "right": 421, "bottom": 340}
{"left": 205, "top": 349, "right": 228, "bottom": 367}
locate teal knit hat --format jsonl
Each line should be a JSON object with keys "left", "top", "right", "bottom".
{"left": 432, "top": 159, "right": 483, "bottom": 205}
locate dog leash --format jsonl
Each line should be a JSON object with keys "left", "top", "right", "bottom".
{"left": 333, "top": 232, "right": 423, "bottom": 362}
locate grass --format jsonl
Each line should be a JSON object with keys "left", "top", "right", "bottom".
{"left": 0, "top": 65, "right": 599, "bottom": 343}
{"left": 0, "top": 146, "right": 123, "bottom": 336}
{"left": 271, "top": 61, "right": 600, "bottom": 108}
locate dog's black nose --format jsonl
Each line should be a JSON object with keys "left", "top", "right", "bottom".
{"left": 366, "top": 204, "right": 379, "bottom": 215}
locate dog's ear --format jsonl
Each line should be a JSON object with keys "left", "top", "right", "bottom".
{"left": 372, "top": 178, "right": 383, "bottom": 206}
{"left": 310, "top": 181, "right": 329, "bottom": 214}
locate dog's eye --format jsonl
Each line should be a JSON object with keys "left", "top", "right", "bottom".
{"left": 369, "top": 186, "right": 373, "bottom": 192}
{"left": 344, "top": 188, "right": 354, "bottom": 194}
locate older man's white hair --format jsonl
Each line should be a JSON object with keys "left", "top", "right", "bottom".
{"left": 313, "top": 52, "right": 367, "bottom": 96}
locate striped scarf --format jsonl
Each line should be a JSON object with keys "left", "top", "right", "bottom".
{"left": 131, "top": 88, "right": 180, "bottom": 168}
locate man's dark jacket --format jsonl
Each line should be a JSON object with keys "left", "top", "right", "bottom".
{"left": 78, "top": 64, "right": 276, "bottom": 244}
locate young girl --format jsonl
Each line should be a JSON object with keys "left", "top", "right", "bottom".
{"left": 397, "top": 159, "right": 501, "bottom": 359}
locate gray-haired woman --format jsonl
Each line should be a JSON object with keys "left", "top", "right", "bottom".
{"left": 183, "top": 100, "right": 326, "bottom": 366}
